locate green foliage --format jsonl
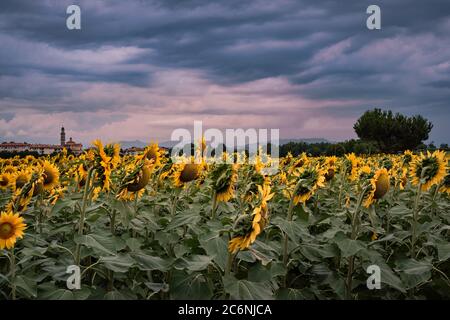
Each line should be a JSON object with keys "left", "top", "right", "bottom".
{"left": 354, "top": 108, "right": 433, "bottom": 152}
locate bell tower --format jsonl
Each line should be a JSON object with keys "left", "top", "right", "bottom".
{"left": 60, "top": 126, "right": 66, "bottom": 146}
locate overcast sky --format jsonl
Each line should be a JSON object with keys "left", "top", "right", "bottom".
{"left": 0, "top": 0, "right": 449, "bottom": 146}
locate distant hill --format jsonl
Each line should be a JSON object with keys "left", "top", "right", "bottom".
{"left": 119, "top": 140, "right": 178, "bottom": 149}
{"left": 119, "top": 138, "right": 329, "bottom": 150}
{"left": 119, "top": 140, "right": 148, "bottom": 149}
{"left": 278, "top": 138, "right": 329, "bottom": 145}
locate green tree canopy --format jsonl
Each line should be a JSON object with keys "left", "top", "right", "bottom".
{"left": 353, "top": 108, "right": 433, "bottom": 153}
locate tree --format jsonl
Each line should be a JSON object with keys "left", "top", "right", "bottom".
{"left": 353, "top": 108, "right": 433, "bottom": 153}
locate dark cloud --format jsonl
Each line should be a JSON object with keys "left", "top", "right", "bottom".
{"left": 0, "top": 0, "right": 449, "bottom": 144}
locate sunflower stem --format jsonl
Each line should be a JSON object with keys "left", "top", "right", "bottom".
{"left": 211, "top": 190, "right": 218, "bottom": 219}
{"left": 345, "top": 185, "right": 368, "bottom": 300}
{"left": 282, "top": 180, "right": 302, "bottom": 287}
{"left": 411, "top": 182, "right": 422, "bottom": 258}
{"left": 225, "top": 251, "right": 235, "bottom": 277}
{"left": 10, "top": 249, "right": 16, "bottom": 300}
{"left": 75, "top": 167, "right": 94, "bottom": 266}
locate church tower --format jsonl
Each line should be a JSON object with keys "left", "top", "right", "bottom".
{"left": 60, "top": 126, "right": 66, "bottom": 146}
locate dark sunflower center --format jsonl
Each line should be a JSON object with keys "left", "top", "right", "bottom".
{"left": 16, "top": 175, "right": 28, "bottom": 189}
{"left": 325, "top": 168, "right": 335, "bottom": 181}
{"left": 43, "top": 169, "right": 55, "bottom": 185}
{"left": 180, "top": 164, "right": 199, "bottom": 183}
{"left": 297, "top": 186, "right": 310, "bottom": 196}
{"left": 294, "top": 159, "right": 306, "bottom": 168}
{"left": 146, "top": 150, "right": 157, "bottom": 161}
{"left": 0, "top": 222, "right": 14, "bottom": 239}
{"left": 0, "top": 176, "right": 9, "bottom": 187}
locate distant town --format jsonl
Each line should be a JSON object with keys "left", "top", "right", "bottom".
{"left": 0, "top": 127, "right": 83, "bottom": 155}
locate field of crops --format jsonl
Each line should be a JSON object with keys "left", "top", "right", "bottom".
{"left": 0, "top": 141, "right": 449, "bottom": 300}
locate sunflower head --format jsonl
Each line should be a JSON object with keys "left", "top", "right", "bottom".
{"left": 290, "top": 165, "right": 325, "bottom": 205}
{"left": 440, "top": 172, "right": 450, "bottom": 194}
{"left": 410, "top": 150, "right": 446, "bottom": 191}
{"left": 14, "top": 170, "right": 31, "bottom": 190}
{"left": 0, "top": 173, "right": 13, "bottom": 190}
{"left": 125, "top": 162, "right": 152, "bottom": 192}
{"left": 364, "top": 168, "right": 390, "bottom": 207}
{"left": 173, "top": 161, "right": 200, "bottom": 187}
{"left": 3, "top": 165, "right": 17, "bottom": 175}
{"left": 0, "top": 211, "right": 27, "bottom": 250}
{"left": 141, "top": 143, "right": 161, "bottom": 166}
{"left": 228, "top": 206, "right": 264, "bottom": 254}
{"left": 210, "top": 163, "right": 238, "bottom": 202}
{"left": 42, "top": 161, "right": 60, "bottom": 190}
{"left": 403, "top": 150, "right": 414, "bottom": 167}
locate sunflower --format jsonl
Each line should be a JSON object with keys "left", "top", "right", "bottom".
{"left": 173, "top": 162, "right": 201, "bottom": 187}
{"left": 210, "top": 163, "right": 238, "bottom": 202}
{"left": 91, "top": 140, "right": 121, "bottom": 191}
{"left": 241, "top": 166, "right": 266, "bottom": 201}
{"left": 399, "top": 167, "right": 408, "bottom": 190}
{"left": 403, "top": 150, "right": 414, "bottom": 167}
{"left": 41, "top": 161, "right": 60, "bottom": 190}
{"left": 228, "top": 183, "right": 273, "bottom": 254}
{"left": 0, "top": 211, "right": 26, "bottom": 249}
{"left": 228, "top": 209, "right": 262, "bottom": 254}
{"left": 440, "top": 172, "right": 450, "bottom": 195}
{"left": 0, "top": 173, "right": 13, "bottom": 190}
{"left": 77, "top": 162, "right": 88, "bottom": 187}
{"left": 364, "top": 168, "right": 390, "bottom": 208}
{"left": 117, "top": 161, "right": 152, "bottom": 200}
{"left": 290, "top": 153, "right": 309, "bottom": 172}
{"left": 14, "top": 170, "right": 31, "bottom": 191}
{"left": 290, "top": 165, "right": 325, "bottom": 205}
{"left": 138, "top": 143, "right": 162, "bottom": 167}
{"left": 3, "top": 165, "right": 16, "bottom": 175}
{"left": 410, "top": 150, "right": 446, "bottom": 191}
{"left": 345, "top": 153, "right": 361, "bottom": 181}
{"left": 323, "top": 156, "right": 338, "bottom": 182}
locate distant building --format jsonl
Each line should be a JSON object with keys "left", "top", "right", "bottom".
{"left": 0, "top": 127, "right": 83, "bottom": 155}
{"left": 64, "top": 136, "right": 83, "bottom": 155}
{"left": 0, "top": 142, "right": 62, "bottom": 155}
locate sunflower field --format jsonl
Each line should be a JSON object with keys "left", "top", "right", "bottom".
{"left": 0, "top": 141, "right": 449, "bottom": 300}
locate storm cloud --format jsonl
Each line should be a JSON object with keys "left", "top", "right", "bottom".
{"left": 0, "top": 0, "right": 449, "bottom": 145}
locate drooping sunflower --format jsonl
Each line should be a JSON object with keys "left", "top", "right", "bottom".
{"left": 209, "top": 163, "right": 238, "bottom": 202}
{"left": 117, "top": 161, "right": 153, "bottom": 201}
{"left": 403, "top": 150, "right": 414, "bottom": 167}
{"left": 41, "top": 161, "right": 60, "bottom": 190}
{"left": 228, "top": 210, "right": 262, "bottom": 254}
{"left": 440, "top": 172, "right": 450, "bottom": 195}
{"left": 14, "top": 169, "right": 32, "bottom": 191}
{"left": 173, "top": 162, "right": 201, "bottom": 187}
{"left": 138, "top": 143, "right": 162, "bottom": 167}
{"left": 228, "top": 184, "right": 274, "bottom": 253}
{"left": 364, "top": 168, "right": 390, "bottom": 208}
{"left": 410, "top": 150, "right": 446, "bottom": 191}
{"left": 345, "top": 153, "right": 361, "bottom": 181}
{"left": 289, "top": 165, "right": 325, "bottom": 205}
{"left": 91, "top": 140, "right": 121, "bottom": 191}
{"left": 290, "top": 153, "right": 309, "bottom": 172}
{"left": 0, "top": 211, "right": 26, "bottom": 249}
{"left": 399, "top": 167, "right": 409, "bottom": 190}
